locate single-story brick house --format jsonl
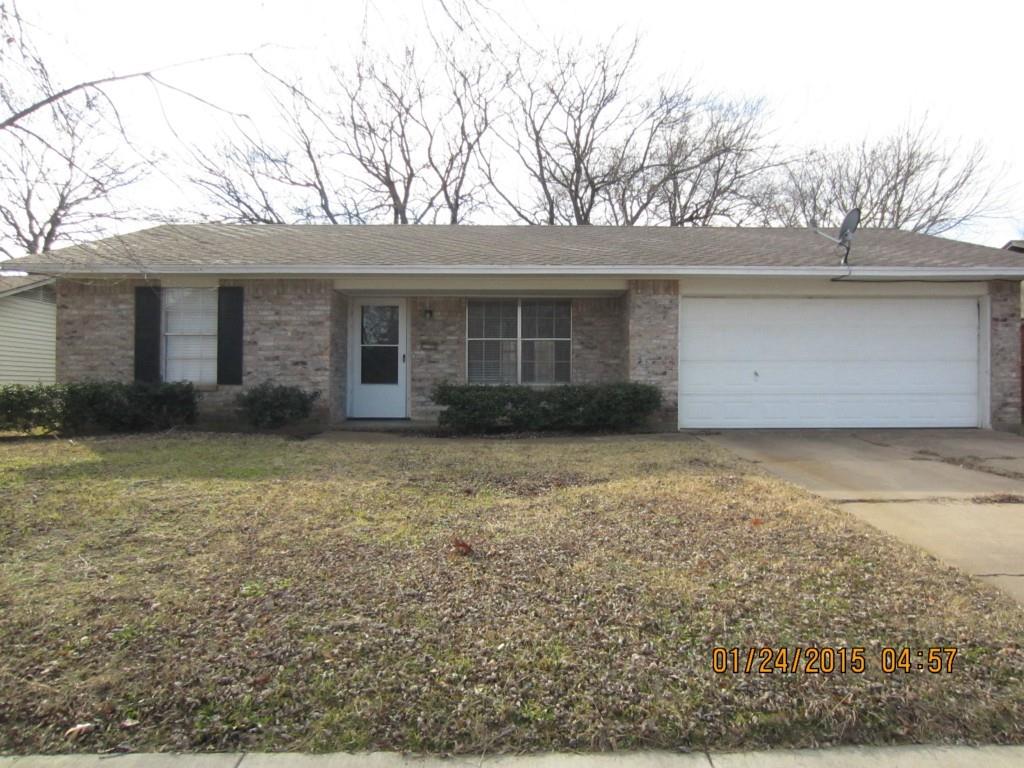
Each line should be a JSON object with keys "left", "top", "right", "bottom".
{"left": 8, "top": 224, "right": 1024, "bottom": 429}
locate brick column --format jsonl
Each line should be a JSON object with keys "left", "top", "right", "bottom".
{"left": 329, "top": 292, "right": 348, "bottom": 423}
{"left": 626, "top": 279, "right": 678, "bottom": 424}
{"left": 989, "top": 280, "right": 1021, "bottom": 428}
{"left": 409, "top": 297, "right": 466, "bottom": 420}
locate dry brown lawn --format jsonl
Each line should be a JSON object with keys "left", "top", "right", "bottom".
{"left": 1, "top": 431, "right": 1022, "bottom": 754}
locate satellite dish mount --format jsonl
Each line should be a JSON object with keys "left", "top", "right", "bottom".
{"left": 813, "top": 207, "right": 861, "bottom": 265}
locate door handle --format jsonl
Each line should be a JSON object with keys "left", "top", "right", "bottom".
{"left": 402, "top": 353, "right": 406, "bottom": 363}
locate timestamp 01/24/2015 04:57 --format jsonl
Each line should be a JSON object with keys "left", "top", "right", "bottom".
{"left": 711, "top": 646, "right": 959, "bottom": 675}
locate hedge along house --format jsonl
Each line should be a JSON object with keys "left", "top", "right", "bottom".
{"left": 8, "top": 223, "right": 1024, "bottom": 430}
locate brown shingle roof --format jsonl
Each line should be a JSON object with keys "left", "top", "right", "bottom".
{"left": 0, "top": 274, "right": 53, "bottom": 296}
{"left": 6, "top": 223, "right": 1024, "bottom": 276}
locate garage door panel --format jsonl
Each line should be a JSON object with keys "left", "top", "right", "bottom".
{"left": 683, "top": 319, "right": 976, "bottom": 362}
{"left": 684, "top": 333, "right": 977, "bottom": 362}
{"left": 682, "top": 297, "right": 976, "bottom": 325}
{"left": 678, "top": 297, "right": 980, "bottom": 428}
{"left": 681, "top": 361, "right": 979, "bottom": 394}
{"left": 680, "top": 394, "right": 979, "bottom": 428}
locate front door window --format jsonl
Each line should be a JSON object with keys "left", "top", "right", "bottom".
{"left": 361, "top": 305, "right": 399, "bottom": 384}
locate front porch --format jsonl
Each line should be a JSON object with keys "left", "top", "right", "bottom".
{"left": 330, "top": 279, "right": 677, "bottom": 423}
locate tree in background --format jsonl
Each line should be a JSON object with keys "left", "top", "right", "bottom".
{"left": 483, "top": 38, "right": 776, "bottom": 227}
{"left": 753, "top": 121, "right": 999, "bottom": 235}
{"left": 0, "top": 96, "right": 144, "bottom": 257}
{"left": 2, "top": 0, "right": 1004, "bottom": 240}
{"left": 191, "top": 40, "right": 496, "bottom": 226}
{"left": 485, "top": 39, "right": 648, "bottom": 225}
{"left": 0, "top": 5, "right": 146, "bottom": 256}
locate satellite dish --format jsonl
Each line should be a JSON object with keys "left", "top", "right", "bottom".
{"left": 813, "top": 207, "right": 861, "bottom": 265}
{"left": 838, "top": 207, "right": 861, "bottom": 244}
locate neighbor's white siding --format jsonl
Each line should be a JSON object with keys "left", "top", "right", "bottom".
{"left": 0, "top": 288, "right": 57, "bottom": 384}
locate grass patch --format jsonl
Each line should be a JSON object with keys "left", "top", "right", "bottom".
{"left": 1, "top": 432, "right": 1023, "bottom": 754}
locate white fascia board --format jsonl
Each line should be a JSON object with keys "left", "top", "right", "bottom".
{"left": 19, "top": 264, "right": 1024, "bottom": 279}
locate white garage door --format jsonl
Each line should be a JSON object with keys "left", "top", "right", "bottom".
{"left": 678, "top": 297, "right": 980, "bottom": 428}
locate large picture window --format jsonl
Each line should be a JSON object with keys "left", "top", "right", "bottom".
{"left": 467, "top": 299, "right": 571, "bottom": 385}
{"left": 163, "top": 288, "right": 218, "bottom": 385}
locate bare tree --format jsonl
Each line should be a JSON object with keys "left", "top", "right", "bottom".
{"left": 488, "top": 39, "right": 644, "bottom": 225}
{"left": 488, "top": 40, "right": 774, "bottom": 227}
{"left": 417, "top": 53, "right": 493, "bottom": 223}
{"left": 189, "top": 96, "right": 374, "bottom": 227}
{"left": 330, "top": 50, "right": 432, "bottom": 225}
{"left": 0, "top": 68, "right": 144, "bottom": 257}
{"left": 192, "top": 44, "right": 495, "bottom": 226}
{"left": 2, "top": 1, "right": 252, "bottom": 136}
{"left": 189, "top": 136, "right": 289, "bottom": 226}
{"left": 604, "top": 96, "right": 773, "bottom": 226}
{"left": 757, "top": 121, "right": 1001, "bottom": 234}
{"left": 656, "top": 99, "right": 773, "bottom": 226}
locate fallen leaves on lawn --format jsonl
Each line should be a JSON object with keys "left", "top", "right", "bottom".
{"left": 1, "top": 432, "right": 1023, "bottom": 755}
{"left": 63, "top": 723, "right": 95, "bottom": 740}
{"left": 451, "top": 536, "right": 474, "bottom": 556}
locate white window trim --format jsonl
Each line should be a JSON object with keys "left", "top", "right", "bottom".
{"left": 465, "top": 298, "right": 573, "bottom": 385}
{"left": 162, "top": 287, "right": 218, "bottom": 386}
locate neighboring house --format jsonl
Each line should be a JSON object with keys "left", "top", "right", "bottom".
{"left": 8, "top": 224, "right": 1024, "bottom": 429}
{"left": 0, "top": 275, "right": 56, "bottom": 385}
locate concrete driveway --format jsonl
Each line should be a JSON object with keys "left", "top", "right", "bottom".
{"left": 704, "top": 429, "right": 1024, "bottom": 603}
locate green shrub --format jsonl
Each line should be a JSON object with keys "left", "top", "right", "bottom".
{"left": 0, "top": 383, "right": 63, "bottom": 432}
{"left": 60, "top": 381, "right": 199, "bottom": 433}
{"left": 133, "top": 382, "right": 201, "bottom": 430}
{"left": 236, "top": 381, "right": 320, "bottom": 429}
{"left": 432, "top": 382, "right": 662, "bottom": 433}
{"left": 0, "top": 381, "right": 199, "bottom": 435}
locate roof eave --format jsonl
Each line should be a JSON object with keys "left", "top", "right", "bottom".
{"left": 15, "top": 264, "right": 1024, "bottom": 280}
{"left": 0, "top": 276, "right": 54, "bottom": 298}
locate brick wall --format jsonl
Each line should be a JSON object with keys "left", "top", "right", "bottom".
{"left": 329, "top": 292, "right": 348, "bottom": 423}
{"left": 626, "top": 280, "right": 678, "bottom": 420}
{"left": 990, "top": 280, "right": 1021, "bottom": 428}
{"left": 57, "top": 281, "right": 637, "bottom": 424}
{"left": 211, "top": 279, "right": 334, "bottom": 420}
{"left": 409, "top": 297, "right": 466, "bottom": 419}
{"left": 572, "top": 296, "right": 628, "bottom": 383}
{"left": 56, "top": 279, "right": 138, "bottom": 383}
{"left": 57, "top": 278, "right": 336, "bottom": 421}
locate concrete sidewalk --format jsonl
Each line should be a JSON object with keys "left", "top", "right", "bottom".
{"left": 3, "top": 746, "right": 1024, "bottom": 767}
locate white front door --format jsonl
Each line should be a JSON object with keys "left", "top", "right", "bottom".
{"left": 349, "top": 298, "right": 408, "bottom": 418}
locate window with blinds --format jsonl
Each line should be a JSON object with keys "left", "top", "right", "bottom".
{"left": 467, "top": 299, "right": 517, "bottom": 384}
{"left": 163, "top": 288, "right": 218, "bottom": 385}
{"left": 467, "top": 299, "right": 571, "bottom": 385}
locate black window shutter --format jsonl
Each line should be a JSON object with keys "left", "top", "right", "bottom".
{"left": 217, "top": 286, "right": 244, "bottom": 385}
{"left": 134, "top": 286, "right": 162, "bottom": 383}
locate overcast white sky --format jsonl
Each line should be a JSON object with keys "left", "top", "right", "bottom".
{"left": 22, "top": 0, "right": 1024, "bottom": 247}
